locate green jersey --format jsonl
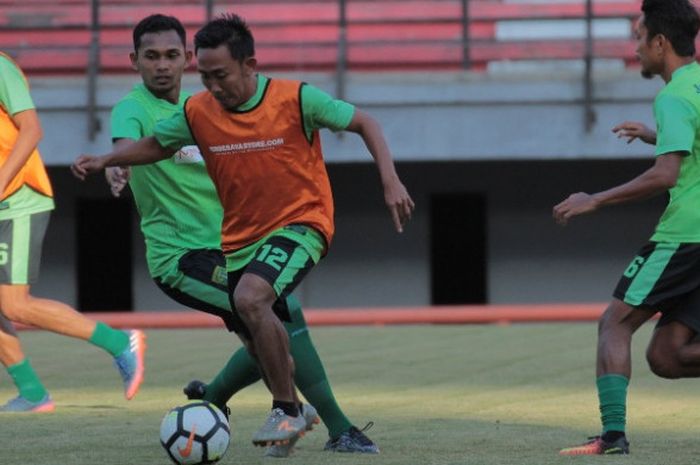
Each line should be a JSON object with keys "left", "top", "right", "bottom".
{"left": 110, "top": 84, "right": 222, "bottom": 277}
{"left": 154, "top": 74, "right": 355, "bottom": 150}
{"left": 651, "top": 61, "right": 700, "bottom": 243}
{"left": 0, "top": 55, "right": 54, "bottom": 220}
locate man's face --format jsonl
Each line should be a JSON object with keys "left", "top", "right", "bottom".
{"left": 132, "top": 30, "right": 190, "bottom": 96}
{"left": 634, "top": 15, "right": 661, "bottom": 79}
{"left": 197, "top": 44, "right": 256, "bottom": 111}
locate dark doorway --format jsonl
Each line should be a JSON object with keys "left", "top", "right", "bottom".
{"left": 430, "top": 193, "right": 487, "bottom": 304}
{"left": 76, "top": 198, "right": 133, "bottom": 311}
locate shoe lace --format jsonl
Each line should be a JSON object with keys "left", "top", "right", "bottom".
{"left": 349, "top": 422, "right": 375, "bottom": 445}
{"left": 358, "top": 422, "right": 374, "bottom": 433}
{"left": 267, "top": 408, "right": 286, "bottom": 424}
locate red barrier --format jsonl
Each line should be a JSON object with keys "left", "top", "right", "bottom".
{"left": 14, "top": 303, "right": 613, "bottom": 330}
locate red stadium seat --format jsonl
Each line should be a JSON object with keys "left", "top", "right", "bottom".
{"left": 0, "top": 0, "right": 666, "bottom": 75}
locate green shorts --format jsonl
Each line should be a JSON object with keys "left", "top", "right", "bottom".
{"left": 225, "top": 224, "right": 325, "bottom": 297}
{"left": 0, "top": 211, "right": 50, "bottom": 285}
{"left": 224, "top": 224, "right": 325, "bottom": 336}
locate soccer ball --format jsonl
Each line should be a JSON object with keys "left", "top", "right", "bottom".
{"left": 159, "top": 401, "right": 230, "bottom": 465}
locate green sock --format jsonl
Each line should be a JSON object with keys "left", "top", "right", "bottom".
{"left": 286, "top": 296, "right": 353, "bottom": 438}
{"left": 8, "top": 358, "right": 48, "bottom": 402}
{"left": 597, "top": 374, "right": 629, "bottom": 433}
{"left": 204, "top": 346, "right": 261, "bottom": 410}
{"left": 89, "top": 322, "right": 129, "bottom": 357}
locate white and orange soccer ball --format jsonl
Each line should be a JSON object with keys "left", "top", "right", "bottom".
{"left": 159, "top": 401, "right": 230, "bottom": 465}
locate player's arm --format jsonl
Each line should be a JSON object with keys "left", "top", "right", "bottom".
{"left": 553, "top": 152, "right": 682, "bottom": 225}
{"left": 345, "top": 109, "right": 415, "bottom": 233}
{"left": 0, "top": 109, "right": 42, "bottom": 194}
{"left": 612, "top": 121, "right": 657, "bottom": 145}
{"left": 72, "top": 136, "right": 173, "bottom": 180}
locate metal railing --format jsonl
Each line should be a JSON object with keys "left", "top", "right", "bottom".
{"left": 0, "top": 0, "right": 642, "bottom": 138}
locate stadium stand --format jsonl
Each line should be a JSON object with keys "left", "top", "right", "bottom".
{"left": 0, "top": 0, "right": 645, "bottom": 74}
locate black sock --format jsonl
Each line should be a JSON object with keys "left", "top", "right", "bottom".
{"left": 602, "top": 431, "right": 625, "bottom": 443}
{"left": 272, "top": 400, "right": 299, "bottom": 417}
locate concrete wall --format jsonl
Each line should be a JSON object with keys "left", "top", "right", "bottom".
{"left": 36, "top": 158, "right": 663, "bottom": 310}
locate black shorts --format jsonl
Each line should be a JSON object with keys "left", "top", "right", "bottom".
{"left": 154, "top": 248, "right": 289, "bottom": 334}
{"left": 613, "top": 241, "right": 700, "bottom": 332}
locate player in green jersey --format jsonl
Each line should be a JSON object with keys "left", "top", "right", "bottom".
{"left": 0, "top": 53, "right": 145, "bottom": 413}
{"left": 554, "top": 0, "right": 700, "bottom": 455}
{"left": 103, "top": 14, "right": 377, "bottom": 456}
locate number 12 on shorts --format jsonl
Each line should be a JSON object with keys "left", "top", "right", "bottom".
{"left": 255, "top": 245, "right": 289, "bottom": 271}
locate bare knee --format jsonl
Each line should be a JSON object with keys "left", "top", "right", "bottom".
{"left": 598, "top": 304, "right": 624, "bottom": 337}
{"left": 646, "top": 346, "right": 681, "bottom": 379}
{"left": 598, "top": 300, "right": 651, "bottom": 337}
{"left": 0, "top": 295, "right": 32, "bottom": 323}
{"left": 233, "top": 275, "right": 277, "bottom": 327}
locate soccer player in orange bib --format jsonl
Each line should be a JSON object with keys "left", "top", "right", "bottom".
{"left": 72, "top": 13, "right": 414, "bottom": 447}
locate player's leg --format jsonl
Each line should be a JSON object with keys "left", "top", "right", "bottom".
{"left": 159, "top": 250, "right": 308, "bottom": 421}
{"left": 0, "top": 312, "right": 53, "bottom": 412}
{"left": 646, "top": 287, "right": 700, "bottom": 378}
{"left": 560, "top": 241, "right": 682, "bottom": 455}
{"left": 646, "top": 321, "right": 700, "bottom": 377}
{"left": 160, "top": 250, "right": 303, "bottom": 425}
{"left": 596, "top": 298, "right": 653, "bottom": 436}
{"left": 283, "top": 296, "right": 379, "bottom": 454}
{"left": 228, "top": 225, "right": 324, "bottom": 446}
{"left": 233, "top": 273, "right": 301, "bottom": 437}
{"left": 0, "top": 212, "right": 145, "bottom": 402}
{"left": 166, "top": 248, "right": 376, "bottom": 452}
{"left": 559, "top": 298, "right": 651, "bottom": 455}
{"left": 155, "top": 250, "right": 263, "bottom": 411}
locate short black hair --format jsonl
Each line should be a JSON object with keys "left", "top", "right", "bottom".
{"left": 132, "top": 14, "right": 186, "bottom": 53}
{"left": 194, "top": 13, "right": 255, "bottom": 62}
{"left": 642, "top": 0, "right": 700, "bottom": 56}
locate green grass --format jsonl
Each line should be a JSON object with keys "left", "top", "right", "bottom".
{"left": 0, "top": 323, "right": 696, "bottom": 464}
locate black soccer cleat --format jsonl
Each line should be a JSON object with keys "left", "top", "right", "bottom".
{"left": 324, "top": 422, "right": 380, "bottom": 454}
{"left": 182, "top": 380, "right": 230, "bottom": 420}
{"left": 183, "top": 379, "right": 207, "bottom": 400}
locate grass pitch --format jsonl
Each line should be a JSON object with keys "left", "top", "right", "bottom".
{"left": 0, "top": 323, "right": 697, "bottom": 465}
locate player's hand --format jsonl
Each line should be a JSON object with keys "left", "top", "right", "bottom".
{"left": 383, "top": 178, "right": 415, "bottom": 233}
{"left": 612, "top": 121, "right": 656, "bottom": 145}
{"left": 553, "top": 192, "right": 599, "bottom": 226}
{"left": 71, "top": 155, "right": 107, "bottom": 180}
{"left": 105, "top": 166, "right": 131, "bottom": 197}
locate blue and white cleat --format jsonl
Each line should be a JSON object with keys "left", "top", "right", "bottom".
{"left": 113, "top": 329, "right": 146, "bottom": 400}
{"left": 0, "top": 394, "right": 55, "bottom": 413}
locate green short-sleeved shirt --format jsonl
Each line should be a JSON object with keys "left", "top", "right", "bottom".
{"left": 154, "top": 74, "right": 355, "bottom": 150}
{"left": 0, "top": 55, "right": 54, "bottom": 220}
{"left": 111, "top": 84, "right": 223, "bottom": 277}
{"left": 651, "top": 62, "right": 700, "bottom": 243}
